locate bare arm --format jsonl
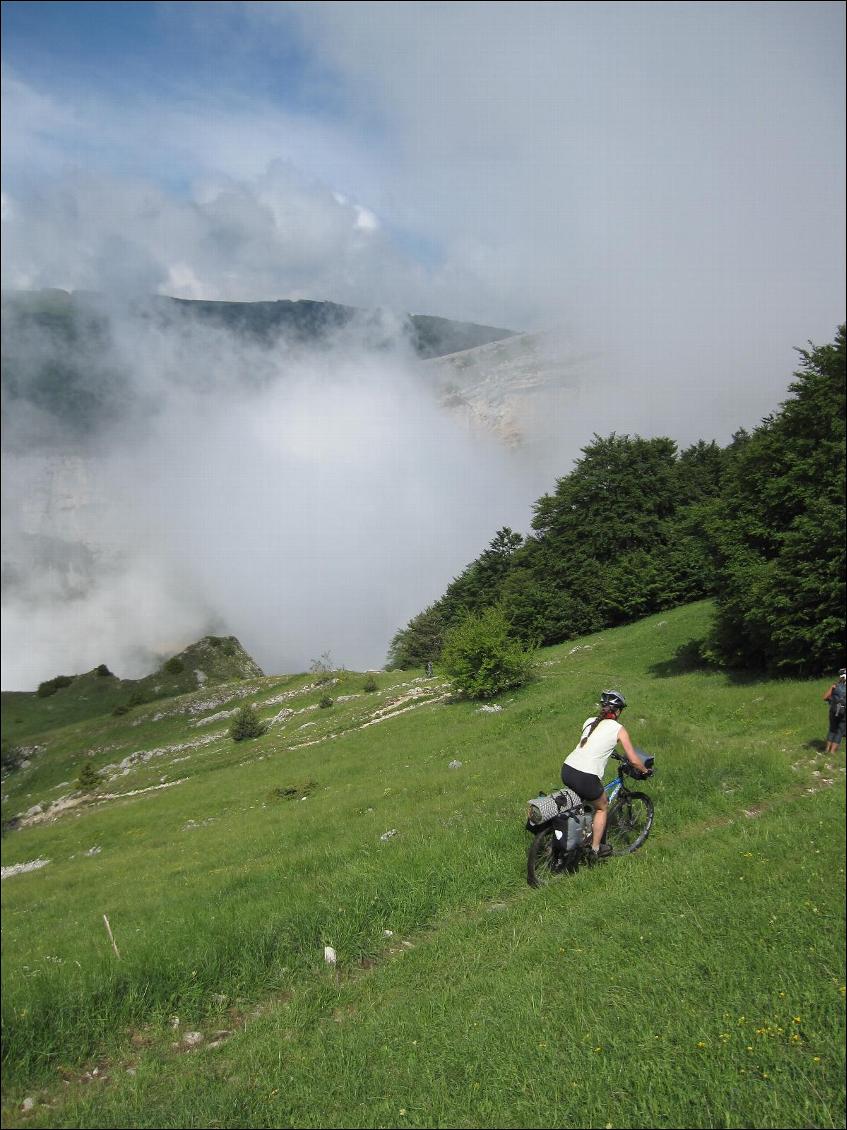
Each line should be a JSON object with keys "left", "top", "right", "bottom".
{"left": 824, "top": 684, "right": 835, "bottom": 702}
{"left": 617, "top": 727, "right": 647, "bottom": 772}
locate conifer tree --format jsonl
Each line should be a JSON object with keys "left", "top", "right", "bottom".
{"left": 707, "top": 326, "right": 846, "bottom": 673}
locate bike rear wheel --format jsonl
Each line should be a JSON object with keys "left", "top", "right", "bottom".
{"left": 605, "top": 791, "right": 653, "bottom": 854}
{"left": 527, "top": 828, "right": 568, "bottom": 887}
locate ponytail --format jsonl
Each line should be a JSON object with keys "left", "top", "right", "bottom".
{"left": 578, "top": 707, "right": 618, "bottom": 748}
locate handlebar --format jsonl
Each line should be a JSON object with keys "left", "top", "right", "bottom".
{"left": 612, "top": 751, "right": 655, "bottom": 778}
{"left": 623, "top": 763, "right": 653, "bottom": 779}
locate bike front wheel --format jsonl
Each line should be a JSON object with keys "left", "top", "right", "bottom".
{"left": 605, "top": 791, "right": 653, "bottom": 855}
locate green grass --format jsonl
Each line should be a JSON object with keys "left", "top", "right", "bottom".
{"left": 2, "top": 602, "right": 844, "bottom": 1128}
{"left": 2, "top": 675, "right": 130, "bottom": 743}
{"left": 1, "top": 637, "right": 262, "bottom": 747}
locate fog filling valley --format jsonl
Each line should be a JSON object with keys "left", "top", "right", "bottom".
{"left": 1, "top": 302, "right": 548, "bottom": 688}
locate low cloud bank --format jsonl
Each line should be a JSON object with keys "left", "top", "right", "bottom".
{"left": 1, "top": 303, "right": 540, "bottom": 688}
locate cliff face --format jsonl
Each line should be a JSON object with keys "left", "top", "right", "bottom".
{"left": 426, "top": 330, "right": 604, "bottom": 451}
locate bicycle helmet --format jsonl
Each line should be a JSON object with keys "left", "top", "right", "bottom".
{"left": 600, "top": 689, "right": 627, "bottom": 713}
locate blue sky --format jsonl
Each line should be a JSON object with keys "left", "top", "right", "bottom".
{"left": 4, "top": 2, "right": 169, "bottom": 66}
{"left": 1, "top": 1, "right": 360, "bottom": 194}
{"left": 1, "top": 2, "right": 330, "bottom": 111}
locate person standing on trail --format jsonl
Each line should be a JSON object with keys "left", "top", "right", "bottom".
{"left": 560, "top": 690, "right": 651, "bottom": 859}
{"left": 823, "top": 668, "right": 846, "bottom": 753}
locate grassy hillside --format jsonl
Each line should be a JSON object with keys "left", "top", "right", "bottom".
{"left": 1, "top": 602, "right": 844, "bottom": 1128}
{"left": 1, "top": 636, "right": 262, "bottom": 748}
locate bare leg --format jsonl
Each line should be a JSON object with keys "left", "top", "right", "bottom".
{"left": 591, "top": 790, "right": 609, "bottom": 850}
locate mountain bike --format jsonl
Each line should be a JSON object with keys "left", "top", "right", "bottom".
{"left": 525, "top": 751, "right": 654, "bottom": 888}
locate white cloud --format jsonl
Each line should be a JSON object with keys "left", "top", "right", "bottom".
{"left": 3, "top": 6, "right": 844, "bottom": 334}
{"left": 1, "top": 162, "right": 425, "bottom": 308}
{"left": 354, "top": 205, "right": 379, "bottom": 232}
{"left": 158, "top": 262, "right": 210, "bottom": 300}
{"left": 1, "top": 2, "right": 845, "bottom": 686}
{"left": 1, "top": 313, "right": 540, "bottom": 687}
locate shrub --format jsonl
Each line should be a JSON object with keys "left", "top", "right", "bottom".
{"left": 36, "top": 675, "right": 73, "bottom": 698}
{"left": 270, "top": 780, "right": 318, "bottom": 801}
{"left": 163, "top": 657, "right": 185, "bottom": 675}
{"left": 310, "top": 651, "right": 337, "bottom": 685}
{"left": 76, "top": 762, "right": 102, "bottom": 792}
{"left": 111, "top": 704, "right": 130, "bottom": 716}
{"left": 441, "top": 605, "right": 536, "bottom": 700}
{"left": 95, "top": 664, "right": 113, "bottom": 677}
{"left": 229, "top": 704, "right": 267, "bottom": 742}
{"left": 319, "top": 694, "right": 334, "bottom": 709}
{"left": 363, "top": 674, "right": 379, "bottom": 693}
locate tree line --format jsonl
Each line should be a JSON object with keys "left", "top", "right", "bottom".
{"left": 388, "top": 326, "right": 845, "bottom": 677}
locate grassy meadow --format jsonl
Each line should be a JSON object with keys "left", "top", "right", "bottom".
{"left": 1, "top": 601, "right": 844, "bottom": 1128}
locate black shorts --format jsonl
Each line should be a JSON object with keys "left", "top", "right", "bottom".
{"left": 561, "top": 762, "right": 604, "bottom": 802}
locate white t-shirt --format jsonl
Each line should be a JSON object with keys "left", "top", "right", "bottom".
{"left": 564, "top": 716, "right": 622, "bottom": 780}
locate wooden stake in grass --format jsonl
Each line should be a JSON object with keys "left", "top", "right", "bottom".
{"left": 103, "top": 914, "right": 121, "bottom": 959}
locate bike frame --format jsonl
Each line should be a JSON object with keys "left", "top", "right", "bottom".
{"left": 581, "top": 757, "right": 648, "bottom": 822}
{"left": 582, "top": 764, "right": 630, "bottom": 814}
{"left": 604, "top": 775, "right": 626, "bottom": 804}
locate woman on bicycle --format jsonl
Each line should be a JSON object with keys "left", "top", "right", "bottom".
{"left": 561, "top": 690, "right": 649, "bottom": 858}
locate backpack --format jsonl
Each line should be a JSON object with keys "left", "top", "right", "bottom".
{"left": 830, "top": 682, "right": 846, "bottom": 721}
